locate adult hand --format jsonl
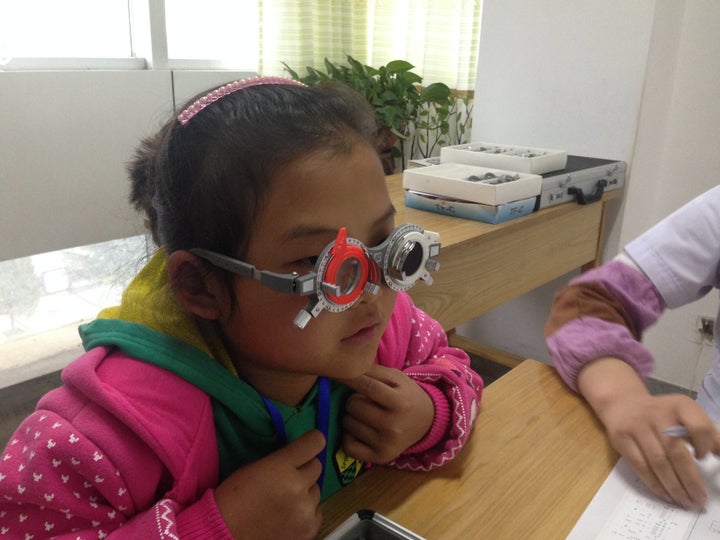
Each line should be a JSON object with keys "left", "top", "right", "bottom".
{"left": 214, "top": 429, "right": 326, "bottom": 539}
{"left": 339, "top": 364, "right": 434, "bottom": 464}
{"left": 602, "top": 391, "right": 720, "bottom": 508}
{"left": 578, "top": 358, "right": 720, "bottom": 508}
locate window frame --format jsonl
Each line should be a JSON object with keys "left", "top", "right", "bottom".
{"left": 2, "top": 57, "right": 147, "bottom": 70}
{"left": 1, "top": 0, "right": 259, "bottom": 72}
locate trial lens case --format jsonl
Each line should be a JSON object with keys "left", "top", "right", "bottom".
{"left": 534, "top": 155, "right": 626, "bottom": 209}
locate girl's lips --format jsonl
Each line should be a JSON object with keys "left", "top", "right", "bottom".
{"left": 342, "top": 323, "right": 380, "bottom": 346}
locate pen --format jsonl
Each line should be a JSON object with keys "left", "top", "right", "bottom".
{"left": 663, "top": 425, "right": 690, "bottom": 437}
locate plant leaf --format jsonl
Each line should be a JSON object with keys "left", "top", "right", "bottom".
{"left": 386, "top": 60, "right": 415, "bottom": 73}
{"left": 420, "top": 82, "right": 451, "bottom": 102}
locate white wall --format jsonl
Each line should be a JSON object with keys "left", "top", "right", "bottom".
{"left": 0, "top": 70, "right": 254, "bottom": 262}
{"left": 621, "top": 0, "right": 720, "bottom": 389}
{"left": 0, "top": 71, "right": 166, "bottom": 261}
{"left": 461, "top": 0, "right": 720, "bottom": 391}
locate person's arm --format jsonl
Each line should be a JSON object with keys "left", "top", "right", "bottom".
{"left": 340, "top": 292, "right": 483, "bottom": 471}
{"left": 546, "top": 260, "right": 720, "bottom": 508}
{"left": 0, "top": 408, "right": 233, "bottom": 539}
{"left": 394, "top": 304, "right": 483, "bottom": 470}
{"left": 545, "top": 259, "right": 663, "bottom": 392}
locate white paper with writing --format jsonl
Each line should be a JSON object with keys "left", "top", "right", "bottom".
{"left": 567, "top": 455, "right": 720, "bottom": 539}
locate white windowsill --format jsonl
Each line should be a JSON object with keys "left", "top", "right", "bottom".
{"left": 0, "top": 323, "right": 85, "bottom": 390}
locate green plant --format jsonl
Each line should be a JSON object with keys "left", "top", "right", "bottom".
{"left": 283, "top": 55, "right": 469, "bottom": 171}
{"left": 409, "top": 92, "right": 474, "bottom": 162}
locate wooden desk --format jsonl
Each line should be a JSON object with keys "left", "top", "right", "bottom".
{"left": 319, "top": 360, "right": 619, "bottom": 539}
{"left": 389, "top": 173, "right": 621, "bottom": 332}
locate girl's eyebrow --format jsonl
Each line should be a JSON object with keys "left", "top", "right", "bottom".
{"left": 281, "top": 204, "right": 396, "bottom": 242}
{"left": 377, "top": 204, "right": 397, "bottom": 224}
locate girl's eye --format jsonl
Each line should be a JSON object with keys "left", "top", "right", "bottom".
{"left": 295, "top": 256, "right": 319, "bottom": 269}
{"left": 370, "top": 232, "right": 392, "bottom": 249}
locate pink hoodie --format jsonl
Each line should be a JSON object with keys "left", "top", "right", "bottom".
{"left": 0, "top": 292, "right": 482, "bottom": 538}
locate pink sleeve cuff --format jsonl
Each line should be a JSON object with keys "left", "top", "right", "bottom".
{"left": 401, "top": 382, "right": 451, "bottom": 455}
{"left": 177, "top": 488, "right": 233, "bottom": 539}
{"left": 547, "top": 317, "right": 655, "bottom": 392}
{"left": 570, "top": 260, "right": 665, "bottom": 329}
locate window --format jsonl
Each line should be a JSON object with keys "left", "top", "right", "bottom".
{"left": 0, "top": 0, "right": 261, "bottom": 71}
{"left": 1, "top": 1, "right": 480, "bottom": 88}
{"left": 0, "top": 236, "right": 150, "bottom": 388}
{"left": 0, "top": 1, "right": 481, "bottom": 386}
{"left": 165, "top": 0, "right": 259, "bottom": 69}
{"left": 0, "top": 0, "right": 132, "bottom": 66}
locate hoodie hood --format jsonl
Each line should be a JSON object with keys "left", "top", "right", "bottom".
{"left": 77, "top": 249, "right": 353, "bottom": 495}
{"left": 80, "top": 248, "right": 236, "bottom": 375}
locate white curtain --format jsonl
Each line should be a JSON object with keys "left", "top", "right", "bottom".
{"left": 260, "top": 0, "right": 482, "bottom": 91}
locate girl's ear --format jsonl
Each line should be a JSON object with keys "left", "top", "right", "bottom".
{"left": 167, "top": 250, "right": 230, "bottom": 320}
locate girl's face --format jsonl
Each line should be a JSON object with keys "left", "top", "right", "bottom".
{"left": 221, "top": 142, "right": 398, "bottom": 403}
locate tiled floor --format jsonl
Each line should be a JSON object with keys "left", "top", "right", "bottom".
{"left": 646, "top": 378, "right": 697, "bottom": 398}
{"left": 469, "top": 354, "right": 512, "bottom": 386}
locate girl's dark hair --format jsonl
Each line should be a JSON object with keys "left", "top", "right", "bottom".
{"left": 128, "top": 81, "right": 381, "bottom": 258}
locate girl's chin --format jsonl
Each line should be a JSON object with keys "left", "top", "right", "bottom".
{"left": 327, "top": 356, "right": 377, "bottom": 381}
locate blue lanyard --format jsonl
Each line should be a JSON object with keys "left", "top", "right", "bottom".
{"left": 261, "top": 376, "right": 330, "bottom": 488}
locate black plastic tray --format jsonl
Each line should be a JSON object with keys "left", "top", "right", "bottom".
{"left": 323, "top": 509, "right": 425, "bottom": 540}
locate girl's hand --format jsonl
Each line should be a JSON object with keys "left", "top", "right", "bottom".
{"left": 339, "top": 364, "right": 434, "bottom": 464}
{"left": 578, "top": 358, "right": 720, "bottom": 509}
{"left": 213, "top": 429, "right": 325, "bottom": 540}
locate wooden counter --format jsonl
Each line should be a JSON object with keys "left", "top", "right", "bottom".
{"left": 387, "top": 173, "right": 620, "bottom": 332}
{"left": 319, "top": 360, "right": 619, "bottom": 539}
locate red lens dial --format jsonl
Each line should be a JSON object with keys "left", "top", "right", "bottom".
{"left": 323, "top": 227, "right": 369, "bottom": 305}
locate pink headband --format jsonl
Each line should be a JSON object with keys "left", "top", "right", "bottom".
{"left": 177, "top": 76, "right": 307, "bottom": 126}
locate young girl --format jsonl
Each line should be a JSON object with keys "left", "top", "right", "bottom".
{"left": 0, "top": 78, "right": 483, "bottom": 539}
{"left": 545, "top": 185, "right": 720, "bottom": 510}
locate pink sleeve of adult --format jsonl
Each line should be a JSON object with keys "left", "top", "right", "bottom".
{"left": 545, "top": 260, "right": 665, "bottom": 391}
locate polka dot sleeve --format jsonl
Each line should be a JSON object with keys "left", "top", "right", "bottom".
{"left": 0, "top": 409, "right": 231, "bottom": 538}
{"left": 380, "top": 293, "right": 484, "bottom": 472}
{"left": 0, "top": 410, "right": 133, "bottom": 537}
